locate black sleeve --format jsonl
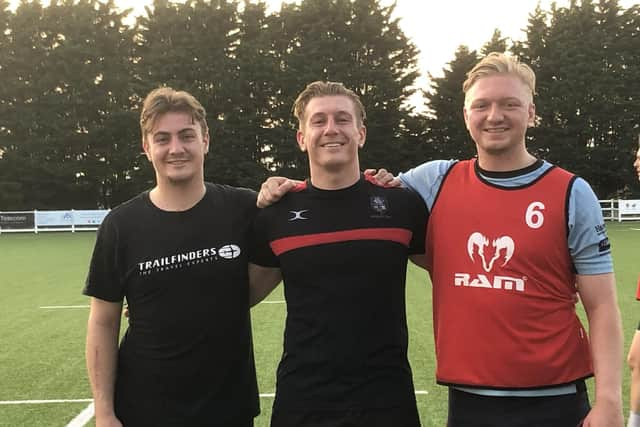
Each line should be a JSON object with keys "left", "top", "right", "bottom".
{"left": 407, "top": 189, "right": 428, "bottom": 255}
{"left": 82, "top": 213, "right": 125, "bottom": 302}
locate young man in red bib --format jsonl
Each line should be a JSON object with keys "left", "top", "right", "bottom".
{"left": 397, "top": 52, "right": 623, "bottom": 427}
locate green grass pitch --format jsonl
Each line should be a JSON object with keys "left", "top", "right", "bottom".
{"left": 0, "top": 222, "right": 638, "bottom": 426}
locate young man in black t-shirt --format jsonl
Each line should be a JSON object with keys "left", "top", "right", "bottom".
{"left": 84, "top": 88, "right": 279, "bottom": 427}
{"left": 251, "top": 82, "right": 428, "bottom": 427}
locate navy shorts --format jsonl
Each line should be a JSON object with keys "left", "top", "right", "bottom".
{"left": 447, "top": 385, "right": 590, "bottom": 427}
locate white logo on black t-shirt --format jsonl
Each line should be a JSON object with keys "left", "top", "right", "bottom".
{"left": 137, "top": 244, "right": 242, "bottom": 275}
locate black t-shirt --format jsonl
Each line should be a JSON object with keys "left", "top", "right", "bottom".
{"left": 252, "top": 176, "right": 428, "bottom": 412}
{"left": 84, "top": 183, "right": 259, "bottom": 426}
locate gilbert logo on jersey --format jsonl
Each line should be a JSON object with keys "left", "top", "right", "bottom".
{"left": 454, "top": 232, "right": 525, "bottom": 292}
{"left": 288, "top": 210, "right": 310, "bottom": 221}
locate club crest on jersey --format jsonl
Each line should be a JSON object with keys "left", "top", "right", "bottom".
{"left": 455, "top": 232, "right": 525, "bottom": 292}
{"left": 369, "top": 195, "right": 390, "bottom": 218}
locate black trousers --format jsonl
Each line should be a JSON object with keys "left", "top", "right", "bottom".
{"left": 271, "top": 404, "right": 421, "bottom": 427}
{"left": 447, "top": 386, "right": 591, "bottom": 427}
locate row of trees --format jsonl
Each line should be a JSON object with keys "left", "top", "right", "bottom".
{"left": 0, "top": 0, "right": 638, "bottom": 209}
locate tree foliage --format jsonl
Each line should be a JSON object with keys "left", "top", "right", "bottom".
{"left": 515, "top": 0, "right": 640, "bottom": 197}
{"left": 1, "top": 0, "right": 137, "bottom": 208}
{"left": 0, "top": 0, "right": 637, "bottom": 208}
{"left": 424, "top": 45, "right": 478, "bottom": 160}
{"left": 481, "top": 28, "right": 508, "bottom": 55}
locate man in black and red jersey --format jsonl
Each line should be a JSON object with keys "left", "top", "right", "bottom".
{"left": 249, "top": 81, "right": 428, "bottom": 427}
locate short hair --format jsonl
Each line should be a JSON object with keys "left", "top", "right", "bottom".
{"left": 140, "top": 87, "right": 208, "bottom": 142}
{"left": 293, "top": 81, "right": 366, "bottom": 127}
{"left": 463, "top": 52, "right": 536, "bottom": 100}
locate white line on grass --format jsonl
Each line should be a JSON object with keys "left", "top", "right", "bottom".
{"left": 0, "top": 399, "right": 93, "bottom": 405}
{"left": 40, "top": 301, "right": 285, "bottom": 310}
{"left": 39, "top": 305, "right": 89, "bottom": 309}
{"left": 66, "top": 402, "right": 94, "bottom": 427}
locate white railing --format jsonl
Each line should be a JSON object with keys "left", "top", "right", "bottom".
{"left": 599, "top": 199, "right": 616, "bottom": 221}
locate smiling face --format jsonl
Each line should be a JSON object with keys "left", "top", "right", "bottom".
{"left": 463, "top": 74, "right": 535, "bottom": 160}
{"left": 296, "top": 95, "right": 366, "bottom": 179}
{"left": 143, "top": 111, "right": 209, "bottom": 186}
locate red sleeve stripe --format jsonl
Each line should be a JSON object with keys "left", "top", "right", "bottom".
{"left": 270, "top": 228, "right": 412, "bottom": 256}
{"left": 636, "top": 274, "right": 640, "bottom": 301}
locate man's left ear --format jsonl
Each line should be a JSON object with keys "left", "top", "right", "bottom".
{"left": 142, "top": 139, "right": 152, "bottom": 161}
{"left": 527, "top": 103, "right": 536, "bottom": 127}
{"left": 296, "top": 130, "right": 307, "bottom": 152}
{"left": 358, "top": 125, "right": 367, "bottom": 148}
{"left": 463, "top": 107, "right": 471, "bottom": 130}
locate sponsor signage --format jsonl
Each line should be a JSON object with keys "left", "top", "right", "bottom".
{"left": 36, "top": 211, "right": 74, "bottom": 226}
{"left": 73, "top": 210, "right": 109, "bottom": 226}
{"left": 0, "top": 212, "right": 35, "bottom": 230}
{"left": 35, "top": 210, "right": 109, "bottom": 227}
{"left": 619, "top": 199, "right": 640, "bottom": 215}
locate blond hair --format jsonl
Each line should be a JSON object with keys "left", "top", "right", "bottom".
{"left": 463, "top": 52, "right": 536, "bottom": 100}
{"left": 293, "top": 81, "right": 366, "bottom": 127}
{"left": 140, "top": 87, "right": 208, "bottom": 142}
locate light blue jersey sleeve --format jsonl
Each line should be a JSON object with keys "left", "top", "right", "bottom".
{"left": 398, "top": 160, "right": 457, "bottom": 211}
{"left": 567, "top": 177, "right": 613, "bottom": 275}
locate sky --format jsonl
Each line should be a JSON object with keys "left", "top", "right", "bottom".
{"left": 7, "top": 0, "right": 638, "bottom": 98}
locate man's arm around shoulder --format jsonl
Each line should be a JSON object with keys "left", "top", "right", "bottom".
{"left": 257, "top": 177, "right": 303, "bottom": 208}
{"left": 86, "top": 297, "right": 123, "bottom": 427}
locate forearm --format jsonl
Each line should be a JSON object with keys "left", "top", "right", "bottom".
{"left": 588, "top": 302, "right": 623, "bottom": 405}
{"left": 628, "top": 331, "right": 640, "bottom": 413}
{"left": 86, "top": 310, "right": 121, "bottom": 418}
{"left": 631, "top": 367, "right": 640, "bottom": 413}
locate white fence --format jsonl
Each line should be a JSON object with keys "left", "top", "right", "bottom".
{"left": 599, "top": 199, "right": 640, "bottom": 222}
{"left": 0, "top": 210, "right": 109, "bottom": 233}
{"left": 1, "top": 201, "right": 638, "bottom": 234}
